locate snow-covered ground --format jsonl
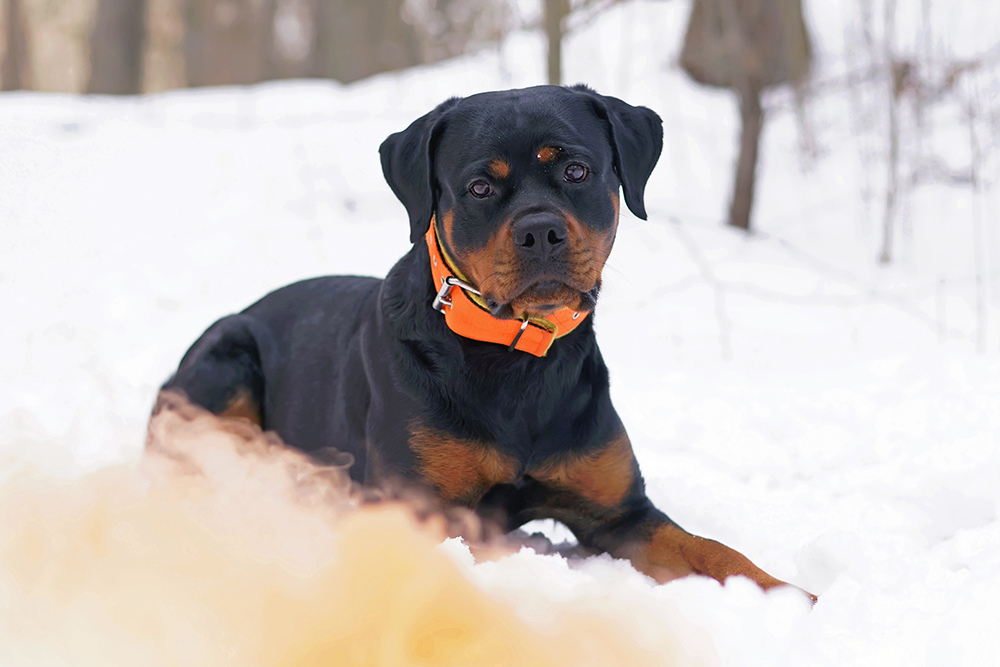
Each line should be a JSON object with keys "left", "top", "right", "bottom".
{"left": 2, "top": 1, "right": 1000, "bottom": 664}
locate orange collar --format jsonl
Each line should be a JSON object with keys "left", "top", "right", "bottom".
{"left": 425, "top": 218, "right": 589, "bottom": 356}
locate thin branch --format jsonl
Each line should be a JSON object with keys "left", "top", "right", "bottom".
{"left": 667, "top": 218, "right": 734, "bottom": 361}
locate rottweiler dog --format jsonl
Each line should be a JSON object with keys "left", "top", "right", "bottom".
{"left": 163, "top": 84, "right": 810, "bottom": 599}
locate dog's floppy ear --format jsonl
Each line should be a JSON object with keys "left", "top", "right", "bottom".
{"left": 380, "top": 97, "right": 462, "bottom": 243}
{"left": 574, "top": 86, "right": 663, "bottom": 220}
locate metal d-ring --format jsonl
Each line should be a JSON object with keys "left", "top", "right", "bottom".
{"left": 432, "top": 276, "right": 481, "bottom": 312}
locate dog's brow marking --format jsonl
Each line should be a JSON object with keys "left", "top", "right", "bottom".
{"left": 529, "top": 432, "right": 634, "bottom": 507}
{"left": 488, "top": 159, "right": 511, "bottom": 179}
{"left": 536, "top": 146, "right": 562, "bottom": 164}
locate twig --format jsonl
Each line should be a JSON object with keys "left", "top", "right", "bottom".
{"left": 967, "top": 78, "right": 989, "bottom": 354}
{"left": 667, "top": 217, "right": 734, "bottom": 361}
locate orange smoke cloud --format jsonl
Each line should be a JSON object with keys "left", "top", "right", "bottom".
{"left": 0, "top": 398, "right": 700, "bottom": 666}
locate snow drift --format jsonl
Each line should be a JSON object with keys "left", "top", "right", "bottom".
{"left": 0, "top": 394, "right": 706, "bottom": 666}
{"left": 3, "top": 0, "right": 1000, "bottom": 664}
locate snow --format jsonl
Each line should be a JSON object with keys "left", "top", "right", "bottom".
{"left": 2, "top": 0, "right": 1000, "bottom": 664}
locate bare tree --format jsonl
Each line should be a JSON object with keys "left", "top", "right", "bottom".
{"left": 680, "top": 0, "right": 812, "bottom": 232}
{"left": 311, "top": 0, "right": 421, "bottom": 84}
{"left": 878, "top": 0, "right": 899, "bottom": 263}
{"left": 268, "top": 0, "right": 315, "bottom": 79}
{"left": 87, "top": 0, "right": 150, "bottom": 94}
{"left": 967, "top": 86, "right": 988, "bottom": 354}
{"left": 544, "top": 0, "right": 568, "bottom": 85}
{"left": 404, "top": 0, "right": 515, "bottom": 66}
{"left": 1, "top": 0, "right": 31, "bottom": 91}
{"left": 183, "top": 0, "right": 276, "bottom": 87}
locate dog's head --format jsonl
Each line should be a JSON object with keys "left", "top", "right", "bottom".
{"left": 380, "top": 85, "right": 662, "bottom": 320}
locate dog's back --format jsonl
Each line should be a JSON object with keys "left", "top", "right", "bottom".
{"left": 166, "top": 275, "right": 382, "bottom": 477}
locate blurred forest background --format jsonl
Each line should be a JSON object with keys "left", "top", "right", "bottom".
{"left": 0, "top": 0, "right": 815, "bottom": 234}
{"left": 2, "top": 0, "right": 998, "bottom": 284}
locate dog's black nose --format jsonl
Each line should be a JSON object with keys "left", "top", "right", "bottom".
{"left": 513, "top": 213, "right": 567, "bottom": 260}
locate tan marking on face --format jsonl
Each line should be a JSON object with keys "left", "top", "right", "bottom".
{"left": 218, "top": 389, "right": 261, "bottom": 426}
{"left": 440, "top": 207, "right": 490, "bottom": 285}
{"left": 487, "top": 159, "right": 511, "bottom": 179}
{"left": 440, "top": 209, "right": 457, "bottom": 254}
{"left": 409, "top": 423, "right": 519, "bottom": 507}
{"left": 558, "top": 203, "right": 618, "bottom": 294}
{"left": 451, "top": 220, "right": 518, "bottom": 297}
{"left": 449, "top": 191, "right": 620, "bottom": 316}
{"left": 536, "top": 146, "right": 562, "bottom": 164}
{"left": 509, "top": 283, "right": 583, "bottom": 319}
{"left": 529, "top": 432, "right": 635, "bottom": 508}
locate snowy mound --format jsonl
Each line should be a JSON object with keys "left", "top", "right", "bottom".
{"left": 2, "top": 1, "right": 999, "bottom": 664}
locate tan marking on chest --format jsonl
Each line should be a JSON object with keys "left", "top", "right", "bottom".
{"left": 218, "top": 389, "right": 261, "bottom": 427}
{"left": 409, "top": 423, "right": 519, "bottom": 506}
{"left": 529, "top": 432, "right": 634, "bottom": 507}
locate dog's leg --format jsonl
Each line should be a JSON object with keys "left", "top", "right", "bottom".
{"left": 523, "top": 429, "right": 814, "bottom": 600}
{"left": 161, "top": 314, "right": 266, "bottom": 427}
{"left": 609, "top": 513, "right": 792, "bottom": 592}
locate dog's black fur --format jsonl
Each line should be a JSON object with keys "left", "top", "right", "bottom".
{"left": 163, "top": 85, "right": 805, "bottom": 596}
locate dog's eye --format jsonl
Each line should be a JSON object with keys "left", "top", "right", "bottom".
{"left": 469, "top": 180, "right": 494, "bottom": 198}
{"left": 564, "top": 164, "right": 588, "bottom": 183}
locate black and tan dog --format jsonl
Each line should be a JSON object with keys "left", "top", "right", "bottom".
{"left": 163, "top": 85, "right": 810, "bottom": 598}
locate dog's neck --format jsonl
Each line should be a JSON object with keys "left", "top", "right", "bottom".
{"left": 424, "top": 217, "right": 588, "bottom": 357}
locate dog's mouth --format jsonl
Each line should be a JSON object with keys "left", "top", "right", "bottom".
{"left": 486, "top": 279, "right": 600, "bottom": 320}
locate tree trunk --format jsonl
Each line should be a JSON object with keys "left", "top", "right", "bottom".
{"left": 311, "top": 0, "right": 420, "bottom": 84}
{"left": 879, "top": 0, "right": 899, "bottom": 264}
{"left": 681, "top": 0, "right": 812, "bottom": 233}
{"left": 183, "top": 0, "right": 275, "bottom": 87}
{"left": 1, "top": 0, "right": 31, "bottom": 91}
{"left": 544, "top": 0, "right": 567, "bottom": 86}
{"left": 87, "top": 0, "right": 150, "bottom": 94}
{"left": 729, "top": 86, "right": 763, "bottom": 231}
